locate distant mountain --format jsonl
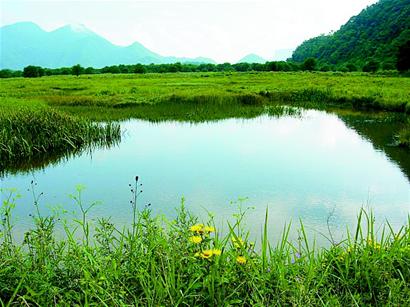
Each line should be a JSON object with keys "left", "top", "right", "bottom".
{"left": 291, "top": 0, "right": 410, "bottom": 69}
{"left": 0, "top": 22, "right": 215, "bottom": 69}
{"left": 238, "top": 54, "right": 267, "bottom": 63}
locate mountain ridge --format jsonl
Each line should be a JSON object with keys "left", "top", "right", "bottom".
{"left": 0, "top": 22, "right": 215, "bottom": 69}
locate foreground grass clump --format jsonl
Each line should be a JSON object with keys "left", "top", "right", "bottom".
{"left": 0, "top": 182, "right": 409, "bottom": 305}
{"left": 0, "top": 107, "right": 121, "bottom": 172}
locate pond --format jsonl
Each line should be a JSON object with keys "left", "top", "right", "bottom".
{"left": 1, "top": 109, "right": 409, "bottom": 245}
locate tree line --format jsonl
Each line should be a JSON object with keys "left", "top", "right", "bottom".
{"left": 0, "top": 52, "right": 408, "bottom": 78}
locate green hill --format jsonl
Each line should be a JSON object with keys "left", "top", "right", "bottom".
{"left": 0, "top": 22, "right": 215, "bottom": 69}
{"left": 291, "top": 0, "right": 410, "bottom": 70}
{"left": 238, "top": 54, "right": 267, "bottom": 63}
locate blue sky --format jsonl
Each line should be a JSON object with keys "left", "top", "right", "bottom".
{"left": 1, "top": 0, "right": 378, "bottom": 62}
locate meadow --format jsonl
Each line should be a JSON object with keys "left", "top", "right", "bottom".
{"left": 1, "top": 72, "right": 409, "bottom": 114}
{"left": 1, "top": 72, "right": 409, "bottom": 159}
{"left": 1, "top": 71, "right": 409, "bottom": 305}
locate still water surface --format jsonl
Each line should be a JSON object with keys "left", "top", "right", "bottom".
{"left": 1, "top": 110, "right": 409, "bottom": 244}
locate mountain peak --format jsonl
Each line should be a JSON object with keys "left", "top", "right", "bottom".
{"left": 67, "top": 24, "right": 91, "bottom": 33}
{"left": 52, "top": 24, "right": 94, "bottom": 35}
{"left": 238, "top": 54, "right": 267, "bottom": 64}
{"left": 0, "top": 21, "right": 216, "bottom": 69}
{"left": 1, "top": 21, "right": 42, "bottom": 32}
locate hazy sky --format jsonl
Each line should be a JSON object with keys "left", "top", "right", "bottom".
{"left": 1, "top": 0, "right": 378, "bottom": 62}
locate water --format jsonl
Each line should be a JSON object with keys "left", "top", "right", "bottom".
{"left": 1, "top": 109, "right": 409, "bottom": 245}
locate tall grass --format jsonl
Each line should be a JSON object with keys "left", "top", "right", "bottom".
{"left": 0, "top": 107, "right": 121, "bottom": 174}
{"left": 0, "top": 180, "right": 409, "bottom": 305}
{"left": 398, "top": 119, "right": 410, "bottom": 147}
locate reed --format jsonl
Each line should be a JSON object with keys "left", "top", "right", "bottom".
{"left": 0, "top": 107, "right": 121, "bottom": 173}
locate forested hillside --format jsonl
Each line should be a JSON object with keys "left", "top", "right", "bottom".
{"left": 292, "top": 0, "right": 410, "bottom": 70}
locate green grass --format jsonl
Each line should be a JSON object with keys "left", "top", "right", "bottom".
{"left": 0, "top": 182, "right": 409, "bottom": 306}
{"left": 2, "top": 71, "right": 409, "bottom": 145}
{"left": 0, "top": 106, "right": 121, "bottom": 175}
{"left": 398, "top": 119, "right": 410, "bottom": 147}
{"left": 1, "top": 71, "right": 409, "bottom": 148}
{"left": 1, "top": 72, "right": 409, "bottom": 113}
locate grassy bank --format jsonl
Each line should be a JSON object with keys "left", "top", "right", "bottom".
{"left": 0, "top": 183, "right": 409, "bottom": 306}
{"left": 1, "top": 71, "right": 409, "bottom": 147}
{"left": 1, "top": 72, "right": 409, "bottom": 113}
{"left": 0, "top": 106, "right": 121, "bottom": 174}
{"left": 0, "top": 71, "right": 408, "bottom": 175}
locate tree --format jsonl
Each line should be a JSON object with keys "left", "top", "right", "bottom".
{"left": 320, "top": 65, "right": 331, "bottom": 72}
{"left": 397, "top": 40, "right": 410, "bottom": 72}
{"left": 0, "top": 69, "right": 16, "bottom": 78}
{"left": 84, "top": 67, "right": 95, "bottom": 74}
{"left": 346, "top": 63, "right": 357, "bottom": 72}
{"left": 134, "top": 64, "right": 146, "bottom": 74}
{"left": 23, "top": 65, "right": 43, "bottom": 78}
{"left": 266, "top": 61, "right": 278, "bottom": 71}
{"left": 302, "top": 58, "right": 317, "bottom": 71}
{"left": 362, "top": 60, "right": 379, "bottom": 72}
{"left": 71, "top": 64, "right": 84, "bottom": 76}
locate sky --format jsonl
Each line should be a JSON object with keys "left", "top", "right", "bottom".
{"left": 1, "top": 0, "right": 378, "bottom": 63}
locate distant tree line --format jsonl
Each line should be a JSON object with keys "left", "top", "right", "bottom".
{"left": 0, "top": 48, "right": 408, "bottom": 78}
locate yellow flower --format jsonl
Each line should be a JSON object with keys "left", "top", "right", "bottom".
{"left": 204, "top": 226, "right": 216, "bottom": 233}
{"left": 190, "top": 224, "right": 204, "bottom": 233}
{"left": 236, "top": 256, "right": 247, "bottom": 264}
{"left": 232, "top": 236, "right": 244, "bottom": 248}
{"left": 367, "top": 239, "right": 381, "bottom": 250}
{"left": 189, "top": 236, "right": 203, "bottom": 244}
{"left": 212, "top": 249, "right": 222, "bottom": 256}
{"left": 200, "top": 249, "right": 214, "bottom": 259}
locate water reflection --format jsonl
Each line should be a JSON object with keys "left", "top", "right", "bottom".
{"left": 1, "top": 110, "right": 409, "bottom": 246}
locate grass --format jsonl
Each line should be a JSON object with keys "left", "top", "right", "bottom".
{"left": 1, "top": 71, "right": 409, "bottom": 147}
{"left": 0, "top": 105, "right": 121, "bottom": 175}
{"left": 1, "top": 72, "right": 409, "bottom": 113}
{"left": 398, "top": 119, "right": 410, "bottom": 148}
{"left": 0, "top": 180, "right": 409, "bottom": 306}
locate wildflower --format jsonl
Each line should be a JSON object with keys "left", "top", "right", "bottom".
{"left": 190, "top": 224, "right": 204, "bottom": 233}
{"left": 291, "top": 252, "right": 301, "bottom": 264}
{"left": 236, "top": 256, "right": 247, "bottom": 264}
{"left": 367, "top": 239, "right": 381, "bottom": 250}
{"left": 212, "top": 249, "right": 222, "bottom": 256}
{"left": 204, "top": 226, "right": 216, "bottom": 233}
{"left": 232, "top": 236, "right": 244, "bottom": 248}
{"left": 200, "top": 249, "right": 214, "bottom": 259}
{"left": 189, "top": 236, "right": 203, "bottom": 244}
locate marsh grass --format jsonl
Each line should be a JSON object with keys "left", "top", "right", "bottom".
{"left": 0, "top": 181, "right": 409, "bottom": 306}
{"left": 0, "top": 107, "right": 121, "bottom": 174}
{"left": 398, "top": 120, "right": 410, "bottom": 147}
{"left": 1, "top": 72, "right": 409, "bottom": 153}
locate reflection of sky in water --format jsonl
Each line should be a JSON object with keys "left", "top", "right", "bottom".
{"left": 1, "top": 110, "right": 409, "bottom": 246}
